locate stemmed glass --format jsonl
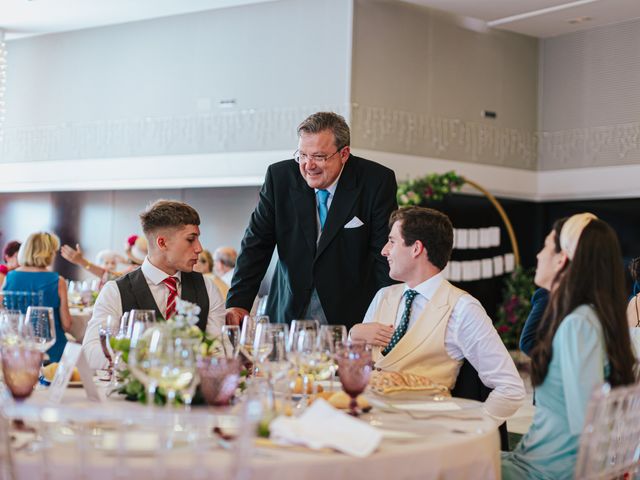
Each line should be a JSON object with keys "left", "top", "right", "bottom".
{"left": 335, "top": 341, "right": 372, "bottom": 416}
{"left": 319, "top": 324, "right": 348, "bottom": 391}
{"left": 108, "top": 312, "right": 130, "bottom": 388}
{"left": 287, "top": 319, "right": 319, "bottom": 352}
{"left": 148, "top": 333, "right": 198, "bottom": 410}
{"left": 127, "top": 309, "right": 157, "bottom": 337}
{"left": 288, "top": 328, "right": 322, "bottom": 406}
{"left": 0, "top": 342, "right": 43, "bottom": 400}
{"left": 221, "top": 325, "right": 240, "bottom": 359}
{"left": 239, "top": 315, "right": 270, "bottom": 374}
{"left": 98, "top": 315, "right": 119, "bottom": 381}
{"left": 128, "top": 320, "right": 159, "bottom": 407}
{"left": 253, "top": 324, "right": 289, "bottom": 380}
{"left": 22, "top": 306, "right": 56, "bottom": 358}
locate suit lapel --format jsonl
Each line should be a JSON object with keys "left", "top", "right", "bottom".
{"left": 375, "top": 281, "right": 452, "bottom": 369}
{"left": 291, "top": 176, "right": 318, "bottom": 256}
{"left": 315, "top": 157, "right": 360, "bottom": 260}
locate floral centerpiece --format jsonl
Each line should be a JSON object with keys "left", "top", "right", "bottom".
{"left": 494, "top": 266, "right": 536, "bottom": 358}
{"left": 397, "top": 171, "right": 465, "bottom": 206}
{"left": 111, "top": 299, "right": 228, "bottom": 405}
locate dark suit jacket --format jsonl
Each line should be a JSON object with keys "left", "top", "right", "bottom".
{"left": 226, "top": 155, "right": 397, "bottom": 328}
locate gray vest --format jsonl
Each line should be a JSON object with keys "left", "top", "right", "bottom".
{"left": 115, "top": 268, "right": 209, "bottom": 332}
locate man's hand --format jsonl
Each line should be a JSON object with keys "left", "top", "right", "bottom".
{"left": 350, "top": 322, "right": 394, "bottom": 347}
{"left": 225, "top": 307, "right": 249, "bottom": 326}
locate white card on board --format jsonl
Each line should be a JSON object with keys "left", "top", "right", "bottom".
{"left": 49, "top": 343, "right": 102, "bottom": 404}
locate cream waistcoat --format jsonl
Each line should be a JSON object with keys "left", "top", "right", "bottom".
{"left": 372, "top": 280, "right": 466, "bottom": 391}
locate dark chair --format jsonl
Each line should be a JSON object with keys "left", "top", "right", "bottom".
{"left": 451, "top": 359, "right": 510, "bottom": 451}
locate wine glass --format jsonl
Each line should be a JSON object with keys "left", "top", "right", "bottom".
{"left": 0, "top": 309, "right": 23, "bottom": 343}
{"left": 126, "top": 309, "right": 157, "bottom": 337}
{"left": 67, "top": 281, "right": 82, "bottom": 306}
{"left": 128, "top": 321, "right": 160, "bottom": 407}
{"left": 108, "top": 312, "right": 130, "bottom": 388}
{"left": 239, "top": 315, "right": 270, "bottom": 374}
{"left": 287, "top": 319, "right": 319, "bottom": 352}
{"left": 145, "top": 332, "right": 198, "bottom": 410}
{"left": 335, "top": 341, "right": 372, "bottom": 416}
{"left": 220, "top": 325, "right": 240, "bottom": 359}
{"left": 253, "top": 324, "right": 289, "bottom": 375}
{"left": 22, "top": 306, "right": 56, "bottom": 355}
{"left": 98, "top": 315, "right": 119, "bottom": 381}
{"left": 1, "top": 343, "right": 43, "bottom": 400}
{"left": 319, "top": 324, "right": 347, "bottom": 391}
{"left": 288, "top": 328, "right": 321, "bottom": 407}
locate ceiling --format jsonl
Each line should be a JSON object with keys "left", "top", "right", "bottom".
{"left": 403, "top": 0, "right": 640, "bottom": 38}
{"left": 0, "top": 0, "right": 639, "bottom": 40}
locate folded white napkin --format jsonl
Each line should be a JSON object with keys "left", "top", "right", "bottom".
{"left": 269, "top": 399, "right": 382, "bottom": 457}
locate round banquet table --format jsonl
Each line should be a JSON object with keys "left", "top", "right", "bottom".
{"left": 6, "top": 384, "right": 501, "bottom": 480}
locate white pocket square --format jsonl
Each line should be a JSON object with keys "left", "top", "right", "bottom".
{"left": 344, "top": 216, "right": 365, "bottom": 229}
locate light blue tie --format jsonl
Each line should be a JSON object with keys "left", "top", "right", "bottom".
{"left": 317, "top": 189, "right": 330, "bottom": 229}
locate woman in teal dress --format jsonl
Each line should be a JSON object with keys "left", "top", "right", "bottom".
{"left": 502, "top": 213, "right": 636, "bottom": 480}
{"left": 2, "top": 232, "right": 72, "bottom": 363}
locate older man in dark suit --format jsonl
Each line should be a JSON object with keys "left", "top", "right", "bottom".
{"left": 226, "top": 112, "right": 397, "bottom": 328}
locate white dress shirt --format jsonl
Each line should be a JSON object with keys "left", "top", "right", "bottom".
{"left": 363, "top": 272, "right": 525, "bottom": 422}
{"left": 82, "top": 257, "right": 226, "bottom": 369}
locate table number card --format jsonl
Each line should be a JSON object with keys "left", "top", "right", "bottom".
{"left": 49, "top": 343, "right": 102, "bottom": 404}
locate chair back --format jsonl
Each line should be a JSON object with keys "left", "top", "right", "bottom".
{"left": 1, "top": 291, "right": 44, "bottom": 313}
{"left": 575, "top": 382, "right": 640, "bottom": 480}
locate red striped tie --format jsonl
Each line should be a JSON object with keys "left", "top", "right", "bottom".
{"left": 162, "top": 276, "right": 178, "bottom": 319}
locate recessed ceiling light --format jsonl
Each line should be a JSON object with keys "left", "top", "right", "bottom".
{"left": 567, "top": 16, "right": 592, "bottom": 24}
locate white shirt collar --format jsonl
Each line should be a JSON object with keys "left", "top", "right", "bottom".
{"left": 405, "top": 272, "right": 444, "bottom": 302}
{"left": 141, "top": 257, "right": 182, "bottom": 285}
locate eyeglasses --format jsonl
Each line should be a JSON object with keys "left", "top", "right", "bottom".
{"left": 293, "top": 146, "right": 345, "bottom": 165}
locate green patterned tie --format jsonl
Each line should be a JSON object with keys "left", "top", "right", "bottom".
{"left": 382, "top": 289, "right": 419, "bottom": 356}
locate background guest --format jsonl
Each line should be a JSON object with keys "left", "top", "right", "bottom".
{"left": 195, "top": 249, "right": 229, "bottom": 300}
{"left": 2, "top": 232, "right": 72, "bottom": 362}
{"left": 519, "top": 217, "right": 567, "bottom": 356}
{"left": 212, "top": 247, "right": 237, "bottom": 287}
{"left": 0, "top": 240, "right": 21, "bottom": 287}
{"left": 61, "top": 244, "right": 125, "bottom": 286}
{"left": 502, "top": 214, "right": 636, "bottom": 480}
{"left": 226, "top": 112, "right": 397, "bottom": 327}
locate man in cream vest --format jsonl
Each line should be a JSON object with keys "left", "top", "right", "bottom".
{"left": 351, "top": 207, "right": 525, "bottom": 423}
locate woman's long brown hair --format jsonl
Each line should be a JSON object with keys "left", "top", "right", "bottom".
{"left": 531, "top": 219, "right": 636, "bottom": 387}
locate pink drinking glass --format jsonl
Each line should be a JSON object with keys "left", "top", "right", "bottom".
{"left": 1, "top": 344, "right": 43, "bottom": 401}
{"left": 336, "top": 341, "right": 372, "bottom": 416}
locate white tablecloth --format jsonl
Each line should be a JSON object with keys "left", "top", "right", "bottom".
{"left": 7, "top": 387, "right": 501, "bottom": 480}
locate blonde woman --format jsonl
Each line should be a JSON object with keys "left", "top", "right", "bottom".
{"left": 194, "top": 249, "right": 229, "bottom": 300}
{"left": 2, "top": 232, "right": 72, "bottom": 362}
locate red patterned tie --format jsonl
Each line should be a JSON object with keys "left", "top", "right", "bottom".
{"left": 162, "top": 276, "right": 178, "bottom": 319}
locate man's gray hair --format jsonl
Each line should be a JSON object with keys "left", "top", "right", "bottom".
{"left": 213, "top": 247, "right": 237, "bottom": 268}
{"left": 297, "top": 112, "right": 350, "bottom": 149}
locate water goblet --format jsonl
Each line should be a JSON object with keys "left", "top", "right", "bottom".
{"left": 319, "top": 324, "right": 347, "bottom": 390}
{"left": 197, "top": 356, "right": 242, "bottom": 406}
{"left": 287, "top": 319, "right": 319, "bottom": 352}
{"left": 1, "top": 343, "right": 43, "bottom": 400}
{"left": 221, "top": 325, "right": 240, "bottom": 359}
{"left": 22, "top": 306, "right": 56, "bottom": 355}
{"left": 126, "top": 309, "right": 157, "bottom": 337}
{"left": 98, "top": 315, "right": 120, "bottom": 381}
{"left": 335, "top": 341, "right": 372, "bottom": 416}
{"left": 239, "top": 315, "right": 270, "bottom": 374}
